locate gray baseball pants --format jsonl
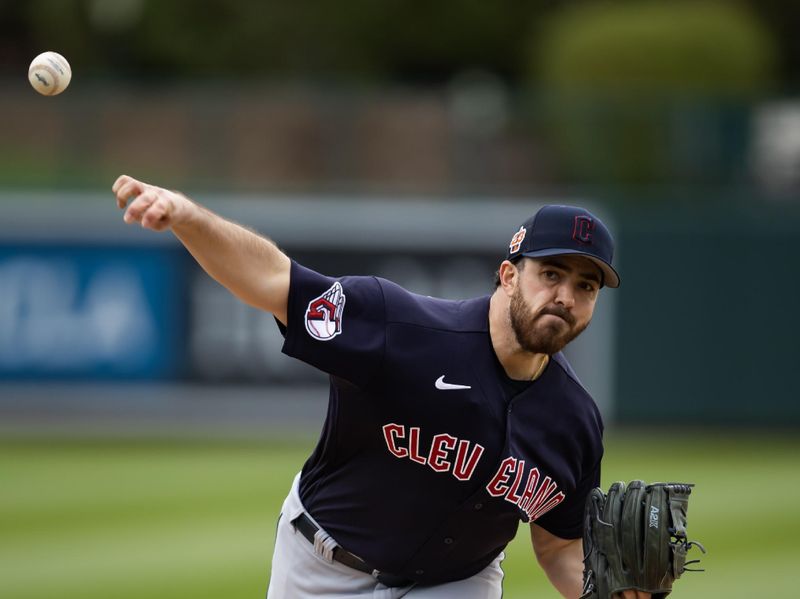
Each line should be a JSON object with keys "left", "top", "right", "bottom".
{"left": 266, "top": 474, "right": 505, "bottom": 598}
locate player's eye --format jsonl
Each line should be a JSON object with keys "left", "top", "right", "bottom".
{"left": 579, "top": 281, "right": 597, "bottom": 293}
{"left": 542, "top": 270, "right": 560, "bottom": 281}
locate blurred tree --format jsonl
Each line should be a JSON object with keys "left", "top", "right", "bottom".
{"left": 2, "top": 0, "right": 795, "bottom": 88}
{"left": 18, "top": 0, "right": 96, "bottom": 70}
{"left": 0, "top": 2, "right": 35, "bottom": 70}
{"left": 6, "top": 0, "right": 544, "bottom": 81}
{"left": 751, "top": 0, "right": 800, "bottom": 88}
{"left": 531, "top": 0, "right": 776, "bottom": 186}
{"left": 121, "top": 0, "right": 544, "bottom": 81}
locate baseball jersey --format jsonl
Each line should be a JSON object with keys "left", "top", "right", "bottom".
{"left": 278, "top": 261, "right": 604, "bottom": 585}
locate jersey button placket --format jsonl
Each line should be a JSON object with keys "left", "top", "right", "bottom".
{"left": 443, "top": 537, "right": 454, "bottom": 545}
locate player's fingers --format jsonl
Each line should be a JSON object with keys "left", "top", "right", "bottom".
{"left": 112, "top": 174, "right": 147, "bottom": 196}
{"left": 141, "top": 197, "right": 171, "bottom": 231}
{"left": 111, "top": 174, "right": 129, "bottom": 195}
{"left": 112, "top": 174, "right": 141, "bottom": 197}
{"left": 115, "top": 179, "right": 146, "bottom": 209}
{"left": 123, "top": 189, "right": 158, "bottom": 224}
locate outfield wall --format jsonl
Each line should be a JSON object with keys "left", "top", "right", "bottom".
{"left": 2, "top": 191, "right": 799, "bottom": 427}
{"left": 613, "top": 197, "right": 800, "bottom": 426}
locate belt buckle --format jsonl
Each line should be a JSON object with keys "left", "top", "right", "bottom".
{"left": 312, "top": 528, "right": 338, "bottom": 563}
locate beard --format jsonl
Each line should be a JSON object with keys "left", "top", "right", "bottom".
{"left": 509, "top": 287, "right": 589, "bottom": 355}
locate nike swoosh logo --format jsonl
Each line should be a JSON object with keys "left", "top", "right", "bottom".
{"left": 435, "top": 375, "right": 472, "bottom": 391}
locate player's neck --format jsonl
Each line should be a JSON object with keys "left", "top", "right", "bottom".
{"left": 496, "top": 348, "right": 549, "bottom": 382}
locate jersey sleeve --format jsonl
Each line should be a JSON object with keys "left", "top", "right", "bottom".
{"left": 279, "top": 261, "right": 386, "bottom": 388}
{"left": 533, "top": 458, "right": 601, "bottom": 539}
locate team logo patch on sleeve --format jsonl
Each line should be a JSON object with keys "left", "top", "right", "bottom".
{"left": 305, "top": 282, "right": 346, "bottom": 341}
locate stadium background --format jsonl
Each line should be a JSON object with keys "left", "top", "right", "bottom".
{"left": 1, "top": 2, "right": 798, "bottom": 597}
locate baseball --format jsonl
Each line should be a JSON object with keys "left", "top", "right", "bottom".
{"left": 28, "top": 51, "right": 72, "bottom": 96}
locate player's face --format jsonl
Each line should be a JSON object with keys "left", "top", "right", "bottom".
{"left": 509, "top": 256, "right": 600, "bottom": 355}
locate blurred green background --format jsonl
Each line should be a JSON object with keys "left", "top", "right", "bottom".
{"left": 2, "top": 1, "right": 800, "bottom": 597}
{"left": 2, "top": 432, "right": 796, "bottom": 599}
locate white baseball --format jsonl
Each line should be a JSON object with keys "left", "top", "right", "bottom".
{"left": 28, "top": 51, "right": 72, "bottom": 96}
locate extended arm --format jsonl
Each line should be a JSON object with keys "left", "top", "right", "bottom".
{"left": 530, "top": 524, "right": 650, "bottom": 599}
{"left": 112, "top": 175, "right": 291, "bottom": 324}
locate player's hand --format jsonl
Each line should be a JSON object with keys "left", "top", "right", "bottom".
{"left": 112, "top": 175, "right": 191, "bottom": 232}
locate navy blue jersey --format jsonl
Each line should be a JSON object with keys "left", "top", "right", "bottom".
{"left": 279, "top": 261, "right": 604, "bottom": 585}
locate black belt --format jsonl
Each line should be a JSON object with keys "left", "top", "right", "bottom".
{"left": 291, "top": 512, "right": 413, "bottom": 588}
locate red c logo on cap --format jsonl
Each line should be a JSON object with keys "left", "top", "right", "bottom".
{"left": 573, "top": 216, "right": 594, "bottom": 244}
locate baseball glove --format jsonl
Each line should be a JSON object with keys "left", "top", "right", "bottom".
{"left": 580, "top": 481, "right": 705, "bottom": 599}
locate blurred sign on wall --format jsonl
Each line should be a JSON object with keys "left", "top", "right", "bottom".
{"left": 0, "top": 245, "right": 189, "bottom": 380}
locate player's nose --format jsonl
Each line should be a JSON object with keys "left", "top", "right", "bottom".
{"left": 553, "top": 284, "right": 575, "bottom": 309}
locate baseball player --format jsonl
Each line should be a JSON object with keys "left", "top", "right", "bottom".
{"left": 112, "top": 175, "right": 648, "bottom": 599}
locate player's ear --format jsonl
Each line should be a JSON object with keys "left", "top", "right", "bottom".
{"left": 497, "top": 260, "right": 520, "bottom": 296}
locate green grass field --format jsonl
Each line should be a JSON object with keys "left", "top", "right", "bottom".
{"left": 1, "top": 430, "right": 797, "bottom": 598}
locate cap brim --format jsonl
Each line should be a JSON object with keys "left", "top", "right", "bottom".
{"left": 519, "top": 249, "right": 620, "bottom": 288}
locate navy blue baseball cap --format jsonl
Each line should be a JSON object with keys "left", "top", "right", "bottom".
{"left": 505, "top": 205, "right": 620, "bottom": 288}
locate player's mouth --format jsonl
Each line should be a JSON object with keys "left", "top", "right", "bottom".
{"left": 537, "top": 307, "right": 575, "bottom": 327}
